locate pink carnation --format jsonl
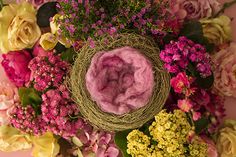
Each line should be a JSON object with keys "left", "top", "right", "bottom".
{"left": 1, "top": 50, "right": 32, "bottom": 87}
{"left": 86, "top": 47, "right": 154, "bottom": 115}
{"left": 0, "top": 56, "right": 19, "bottom": 125}
{"left": 213, "top": 43, "right": 236, "bottom": 97}
{"left": 170, "top": 0, "right": 220, "bottom": 20}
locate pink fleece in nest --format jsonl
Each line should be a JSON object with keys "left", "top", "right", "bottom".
{"left": 86, "top": 46, "right": 154, "bottom": 115}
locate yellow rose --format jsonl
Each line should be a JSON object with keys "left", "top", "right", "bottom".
{"left": 31, "top": 132, "right": 60, "bottom": 157}
{"left": 200, "top": 15, "right": 232, "bottom": 45}
{"left": 39, "top": 33, "right": 58, "bottom": 51}
{"left": 217, "top": 120, "right": 236, "bottom": 157}
{"left": 0, "top": 125, "right": 32, "bottom": 152}
{"left": 50, "top": 14, "right": 72, "bottom": 48}
{"left": 0, "top": 2, "right": 41, "bottom": 53}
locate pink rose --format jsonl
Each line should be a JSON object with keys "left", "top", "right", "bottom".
{"left": 86, "top": 47, "right": 154, "bottom": 115}
{"left": 201, "top": 136, "right": 218, "bottom": 157}
{"left": 33, "top": 43, "right": 51, "bottom": 57}
{"left": 0, "top": 56, "right": 19, "bottom": 125}
{"left": 170, "top": 0, "right": 220, "bottom": 20}
{"left": 1, "top": 50, "right": 32, "bottom": 87}
{"left": 213, "top": 43, "right": 236, "bottom": 97}
{"left": 16, "top": 0, "right": 55, "bottom": 8}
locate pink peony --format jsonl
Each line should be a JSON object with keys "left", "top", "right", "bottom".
{"left": 0, "top": 56, "right": 19, "bottom": 125}
{"left": 170, "top": 0, "right": 220, "bottom": 20}
{"left": 201, "top": 136, "right": 218, "bottom": 157}
{"left": 86, "top": 47, "right": 154, "bottom": 115}
{"left": 213, "top": 43, "right": 236, "bottom": 97}
{"left": 1, "top": 50, "right": 32, "bottom": 87}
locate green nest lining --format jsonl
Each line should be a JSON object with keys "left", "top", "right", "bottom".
{"left": 70, "top": 33, "right": 170, "bottom": 131}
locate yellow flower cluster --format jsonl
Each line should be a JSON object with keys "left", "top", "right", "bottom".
{"left": 189, "top": 137, "right": 207, "bottom": 157}
{"left": 127, "top": 110, "right": 208, "bottom": 157}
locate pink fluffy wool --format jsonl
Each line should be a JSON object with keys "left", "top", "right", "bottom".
{"left": 86, "top": 46, "right": 154, "bottom": 115}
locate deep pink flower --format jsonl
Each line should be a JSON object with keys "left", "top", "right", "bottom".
{"left": 177, "top": 99, "right": 193, "bottom": 112}
{"left": 192, "top": 111, "right": 201, "bottom": 121}
{"left": 171, "top": 72, "right": 190, "bottom": 94}
{"left": 1, "top": 50, "right": 32, "bottom": 87}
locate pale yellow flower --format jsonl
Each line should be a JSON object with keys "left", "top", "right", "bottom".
{"left": 200, "top": 15, "right": 232, "bottom": 45}
{"left": 31, "top": 132, "right": 60, "bottom": 157}
{"left": 39, "top": 33, "right": 58, "bottom": 51}
{"left": 50, "top": 14, "right": 72, "bottom": 48}
{"left": 217, "top": 120, "right": 236, "bottom": 157}
{"left": 0, "top": 2, "right": 41, "bottom": 53}
{"left": 0, "top": 125, "right": 32, "bottom": 152}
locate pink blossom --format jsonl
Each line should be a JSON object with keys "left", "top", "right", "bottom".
{"left": 170, "top": 72, "right": 190, "bottom": 94}
{"left": 16, "top": 0, "right": 56, "bottom": 8}
{"left": 1, "top": 50, "right": 32, "bottom": 87}
{"left": 0, "top": 56, "right": 19, "bottom": 125}
{"left": 201, "top": 136, "right": 218, "bottom": 157}
{"left": 86, "top": 47, "right": 154, "bottom": 115}
{"left": 192, "top": 111, "right": 201, "bottom": 121}
{"left": 177, "top": 99, "right": 193, "bottom": 112}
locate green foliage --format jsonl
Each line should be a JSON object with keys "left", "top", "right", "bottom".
{"left": 37, "top": 2, "right": 58, "bottom": 27}
{"left": 18, "top": 87, "right": 42, "bottom": 114}
{"left": 194, "top": 117, "right": 209, "bottom": 134}
{"left": 180, "top": 21, "right": 214, "bottom": 53}
{"left": 60, "top": 48, "right": 77, "bottom": 64}
{"left": 114, "top": 130, "right": 132, "bottom": 157}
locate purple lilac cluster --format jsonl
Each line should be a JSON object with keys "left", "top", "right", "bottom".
{"left": 28, "top": 52, "right": 69, "bottom": 91}
{"left": 57, "top": 0, "right": 178, "bottom": 43}
{"left": 160, "top": 36, "right": 212, "bottom": 78}
{"left": 41, "top": 85, "right": 84, "bottom": 138}
{"left": 10, "top": 105, "right": 47, "bottom": 135}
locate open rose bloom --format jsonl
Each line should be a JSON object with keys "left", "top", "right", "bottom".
{"left": 0, "top": 56, "right": 19, "bottom": 125}
{"left": 86, "top": 47, "right": 154, "bottom": 115}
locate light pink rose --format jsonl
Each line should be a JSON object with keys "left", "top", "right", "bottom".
{"left": 201, "top": 136, "right": 218, "bottom": 157}
{"left": 0, "top": 56, "right": 19, "bottom": 125}
{"left": 213, "top": 43, "right": 236, "bottom": 97}
{"left": 170, "top": 0, "right": 221, "bottom": 20}
{"left": 86, "top": 47, "right": 154, "bottom": 115}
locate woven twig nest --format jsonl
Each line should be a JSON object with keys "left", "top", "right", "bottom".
{"left": 70, "top": 33, "right": 170, "bottom": 131}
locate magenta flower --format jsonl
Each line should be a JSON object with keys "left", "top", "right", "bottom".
{"left": 1, "top": 50, "right": 32, "bottom": 87}
{"left": 177, "top": 99, "right": 193, "bottom": 112}
{"left": 170, "top": 72, "right": 190, "bottom": 94}
{"left": 160, "top": 36, "right": 212, "bottom": 78}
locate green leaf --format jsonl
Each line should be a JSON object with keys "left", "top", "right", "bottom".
{"left": 196, "top": 74, "right": 214, "bottom": 89}
{"left": 37, "top": 2, "right": 58, "bottom": 27}
{"left": 179, "top": 21, "right": 214, "bottom": 53}
{"left": 194, "top": 117, "right": 209, "bottom": 134}
{"left": 18, "top": 87, "right": 42, "bottom": 107}
{"left": 61, "top": 48, "right": 77, "bottom": 64}
{"left": 114, "top": 130, "right": 132, "bottom": 157}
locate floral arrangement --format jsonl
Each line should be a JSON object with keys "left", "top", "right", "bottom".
{"left": 0, "top": 0, "right": 236, "bottom": 157}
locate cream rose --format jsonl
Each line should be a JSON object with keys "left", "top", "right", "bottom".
{"left": 31, "top": 132, "right": 60, "bottom": 157}
{"left": 0, "top": 125, "right": 32, "bottom": 152}
{"left": 0, "top": 2, "right": 41, "bottom": 53}
{"left": 50, "top": 14, "right": 71, "bottom": 48}
{"left": 200, "top": 15, "right": 232, "bottom": 45}
{"left": 39, "top": 33, "right": 58, "bottom": 51}
{"left": 217, "top": 120, "right": 236, "bottom": 157}
{"left": 213, "top": 42, "right": 236, "bottom": 97}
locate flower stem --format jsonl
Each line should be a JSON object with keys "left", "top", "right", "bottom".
{"left": 214, "top": 0, "right": 236, "bottom": 18}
